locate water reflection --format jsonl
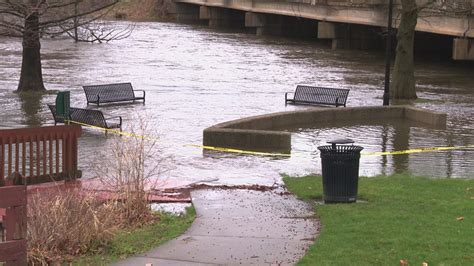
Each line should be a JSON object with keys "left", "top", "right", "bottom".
{"left": 292, "top": 118, "right": 473, "bottom": 179}
{"left": 380, "top": 125, "right": 389, "bottom": 176}
{"left": 18, "top": 92, "right": 44, "bottom": 126}
{"left": 392, "top": 122, "right": 410, "bottom": 174}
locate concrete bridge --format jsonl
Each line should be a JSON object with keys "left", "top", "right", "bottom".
{"left": 172, "top": 0, "right": 474, "bottom": 60}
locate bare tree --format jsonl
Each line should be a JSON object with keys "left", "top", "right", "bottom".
{"left": 94, "top": 115, "right": 172, "bottom": 225}
{"left": 0, "top": 0, "right": 120, "bottom": 92}
{"left": 51, "top": 0, "right": 135, "bottom": 43}
{"left": 59, "top": 20, "right": 134, "bottom": 43}
{"left": 391, "top": 0, "right": 473, "bottom": 100}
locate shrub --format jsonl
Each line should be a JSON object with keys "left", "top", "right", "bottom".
{"left": 27, "top": 115, "right": 170, "bottom": 264}
{"left": 27, "top": 189, "right": 122, "bottom": 264}
{"left": 95, "top": 114, "right": 169, "bottom": 225}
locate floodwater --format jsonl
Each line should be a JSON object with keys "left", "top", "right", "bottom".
{"left": 0, "top": 21, "right": 473, "bottom": 186}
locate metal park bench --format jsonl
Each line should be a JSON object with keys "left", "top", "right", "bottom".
{"left": 48, "top": 104, "right": 122, "bottom": 131}
{"left": 285, "top": 85, "right": 350, "bottom": 107}
{"left": 83, "top": 82, "right": 145, "bottom": 106}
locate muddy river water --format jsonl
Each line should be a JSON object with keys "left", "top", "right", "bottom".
{"left": 0, "top": 21, "right": 473, "bottom": 185}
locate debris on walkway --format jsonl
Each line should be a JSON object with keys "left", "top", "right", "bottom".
{"left": 114, "top": 189, "right": 320, "bottom": 265}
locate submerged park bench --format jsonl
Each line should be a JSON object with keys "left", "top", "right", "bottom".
{"left": 285, "top": 85, "right": 350, "bottom": 107}
{"left": 48, "top": 104, "right": 122, "bottom": 132}
{"left": 83, "top": 82, "right": 145, "bottom": 106}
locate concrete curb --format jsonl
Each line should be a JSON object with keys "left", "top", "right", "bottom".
{"left": 203, "top": 105, "right": 447, "bottom": 152}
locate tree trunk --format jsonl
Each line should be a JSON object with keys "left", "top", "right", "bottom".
{"left": 391, "top": 0, "right": 418, "bottom": 100}
{"left": 17, "top": 11, "right": 46, "bottom": 92}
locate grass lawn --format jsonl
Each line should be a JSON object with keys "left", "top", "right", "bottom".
{"left": 283, "top": 174, "right": 474, "bottom": 265}
{"left": 74, "top": 206, "right": 196, "bottom": 265}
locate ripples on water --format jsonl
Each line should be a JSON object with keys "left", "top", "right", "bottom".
{"left": 0, "top": 21, "right": 473, "bottom": 185}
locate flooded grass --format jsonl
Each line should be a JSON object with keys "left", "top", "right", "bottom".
{"left": 283, "top": 174, "right": 474, "bottom": 265}
{"left": 73, "top": 206, "right": 196, "bottom": 265}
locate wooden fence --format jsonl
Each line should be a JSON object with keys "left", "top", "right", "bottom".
{"left": 0, "top": 184, "right": 27, "bottom": 265}
{"left": 0, "top": 125, "right": 83, "bottom": 264}
{"left": 0, "top": 125, "right": 82, "bottom": 185}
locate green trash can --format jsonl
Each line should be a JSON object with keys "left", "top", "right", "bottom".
{"left": 318, "top": 139, "right": 363, "bottom": 203}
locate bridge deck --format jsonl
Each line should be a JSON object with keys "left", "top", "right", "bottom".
{"left": 175, "top": 0, "right": 474, "bottom": 38}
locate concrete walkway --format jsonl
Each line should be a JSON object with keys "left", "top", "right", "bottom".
{"left": 113, "top": 189, "right": 319, "bottom": 265}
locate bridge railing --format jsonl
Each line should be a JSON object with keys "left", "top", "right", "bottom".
{"left": 0, "top": 125, "right": 82, "bottom": 185}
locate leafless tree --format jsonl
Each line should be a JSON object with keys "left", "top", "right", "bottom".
{"left": 0, "top": 0, "right": 121, "bottom": 92}
{"left": 59, "top": 20, "right": 134, "bottom": 43}
{"left": 391, "top": 0, "right": 473, "bottom": 100}
{"left": 94, "top": 115, "right": 172, "bottom": 225}
{"left": 48, "top": 1, "right": 135, "bottom": 43}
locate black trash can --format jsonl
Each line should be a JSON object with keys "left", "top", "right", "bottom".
{"left": 317, "top": 139, "right": 363, "bottom": 203}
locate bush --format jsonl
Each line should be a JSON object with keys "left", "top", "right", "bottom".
{"left": 27, "top": 115, "right": 170, "bottom": 264}
{"left": 27, "top": 189, "right": 122, "bottom": 264}
{"left": 95, "top": 115, "right": 169, "bottom": 225}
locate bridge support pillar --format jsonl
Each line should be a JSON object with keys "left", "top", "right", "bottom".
{"left": 318, "top": 22, "right": 381, "bottom": 50}
{"left": 199, "top": 6, "right": 211, "bottom": 20}
{"left": 174, "top": 3, "right": 201, "bottom": 24}
{"left": 200, "top": 6, "right": 244, "bottom": 28}
{"left": 453, "top": 38, "right": 474, "bottom": 60}
{"left": 245, "top": 12, "right": 282, "bottom": 36}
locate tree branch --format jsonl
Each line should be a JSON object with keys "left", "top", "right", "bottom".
{"left": 0, "top": 9, "right": 23, "bottom": 18}
{"left": 39, "top": 0, "right": 118, "bottom": 28}
{"left": 0, "top": 20, "right": 24, "bottom": 33}
{"left": 43, "top": 9, "right": 114, "bottom": 35}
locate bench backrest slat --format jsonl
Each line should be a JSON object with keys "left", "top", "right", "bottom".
{"left": 83, "top": 82, "right": 135, "bottom": 103}
{"left": 70, "top": 108, "right": 107, "bottom": 128}
{"left": 294, "top": 85, "right": 349, "bottom": 106}
{"left": 48, "top": 105, "right": 107, "bottom": 128}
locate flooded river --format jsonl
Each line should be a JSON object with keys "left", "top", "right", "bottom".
{"left": 0, "top": 21, "right": 473, "bottom": 185}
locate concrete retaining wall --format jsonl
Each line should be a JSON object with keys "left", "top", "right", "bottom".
{"left": 203, "top": 106, "right": 447, "bottom": 152}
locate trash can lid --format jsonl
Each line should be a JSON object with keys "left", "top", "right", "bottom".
{"left": 327, "top": 139, "right": 354, "bottom": 145}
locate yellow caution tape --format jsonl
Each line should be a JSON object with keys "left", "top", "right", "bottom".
{"left": 65, "top": 120, "right": 473, "bottom": 158}
{"left": 184, "top": 144, "right": 291, "bottom": 157}
{"left": 66, "top": 120, "right": 159, "bottom": 141}
{"left": 67, "top": 120, "right": 291, "bottom": 157}
{"left": 361, "top": 145, "right": 474, "bottom": 156}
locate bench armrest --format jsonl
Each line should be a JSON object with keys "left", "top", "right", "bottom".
{"left": 285, "top": 92, "right": 294, "bottom": 102}
{"left": 134, "top": 90, "right": 146, "bottom": 98}
{"left": 105, "top": 116, "right": 122, "bottom": 126}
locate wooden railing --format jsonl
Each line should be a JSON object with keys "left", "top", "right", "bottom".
{"left": 0, "top": 125, "right": 82, "bottom": 185}
{"left": 0, "top": 184, "right": 27, "bottom": 265}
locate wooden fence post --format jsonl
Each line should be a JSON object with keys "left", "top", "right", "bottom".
{"left": 0, "top": 184, "right": 27, "bottom": 265}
